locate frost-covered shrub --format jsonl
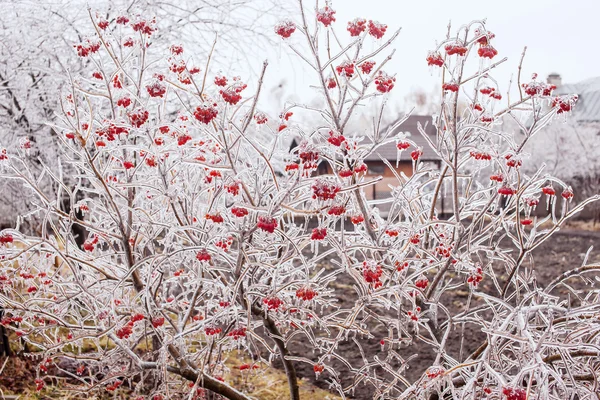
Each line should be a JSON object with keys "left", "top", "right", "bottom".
{"left": 1, "top": 2, "right": 599, "bottom": 400}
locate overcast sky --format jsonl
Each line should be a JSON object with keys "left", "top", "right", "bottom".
{"left": 251, "top": 0, "right": 599, "bottom": 112}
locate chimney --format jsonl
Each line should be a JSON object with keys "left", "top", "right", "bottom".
{"left": 547, "top": 73, "right": 562, "bottom": 87}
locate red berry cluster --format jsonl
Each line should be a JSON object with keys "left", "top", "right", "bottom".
{"left": 426, "top": 51, "right": 444, "bottom": 67}
{"left": 214, "top": 75, "right": 227, "bottom": 87}
{"left": 562, "top": 187, "right": 574, "bottom": 200}
{"left": 359, "top": 60, "right": 376, "bottom": 74}
{"left": 522, "top": 74, "right": 556, "bottom": 97}
{"left": 263, "top": 296, "right": 284, "bottom": 310}
{"left": 498, "top": 186, "right": 516, "bottom": 196}
{"left": 205, "top": 213, "right": 224, "bottom": 223}
{"left": 542, "top": 185, "right": 556, "bottom": 196}
{"left": 220, "top": 80, "right": 247, "bottom": 105}
{"left": 467, "top": 264, "right": 483, "bottom": 286}
{"left": 205, "top": 326, "right": 222, "bottom": 335}
{"left": 74, "top": 39, "right": 101, "bottom": 58}
{"left": 312, "top": 179, "right": 341, "bottom": 200}
{"left": 525, "top": 197, "right": 539, "bottom": 208}
{"left": 296, "top": 287, "right": 318, "bottom": 301}
{"left": 231, "top": 207, "right": 249, "bottom": 217}
{"left": 83, "top": 235, "right": 99, "bottom": 252}
{"left": 313, "top": 364, "right": 325, "bottom": 374}
{"left": 0, "top": 233, "right": 14, "bottom": 245}
{"left": 362, "top": 261, "right": 383, "bottom": 288}
{"left": 131, "top": 17, "right": 156, "bottom": 35}
{"left": 311, "top": 228, "right": 327, "bottom": 241}
{"left": 128, "top": 108, "right": 149, "bottom": 128}
{"left": 327, "top": 205, "right": 346, "bottom": 216}
{"left": 117, "top": 97, "right": 131, "bottom": 108}
{"left": 470, "top": 151, "right": 492, "bottom": 161}
{"left": 445, "top": 42, "right": 468, "bottom": 56}
{"left": 551, "top": 95, "right": 578, "bottom": 114}
{"left": 505, "top": 154, "right": 522, "bottom": 168}
{"left": 146, "top": 81, "right": 166, "bottom": 98}
{"left": 254, "top": 112, "right": 268, "bottom": 124}
{"left": 442, "top": 82, "right": 459, "bottom": 93}
{"left": 368, "top": 21, "right": 387, "bottom": 39}
{"left": 194, "top": 103, "right": 219, "bottom": 124}
{"left": 196, "top": 249, "right": 212, "bottom": 262}
{"left": 397, "top": 141, "right": 410, "bottom": 151}
{"left": 384, "top": 229, "right": 398, "bottom": 238}
{"left": 336, "top": 61, "right": 355, "bottom": 78}
{"left": 257, "top": 216, "right": 278, "bottom": 233}
{"left": 490, "top": 173, "right": 504, "bottom": 183}
{"left": 106, "top": 380, "right": 123, "bottom": 392}
{"left": 411, "top": 148, "right": 423, "bottom": 161}
{"left": 502, "top": 387, "right": 526, "bottom": 400}
{"left": 227, "top": 327, "right": 247, "bottom": 339}
{"left": 475, "top": 28, "right": 495, "bottom": 45}
{"left": 170, "top": 44, "right": 183, "bottom": 55}
{"left": 480, "top": 86, "right": 502, "bottom": 100}
{"left": 327, "top": 131, "right": 346, "bottom": 146}
{"left": 407, "top": 307, "right": 421, "bottom": 321}
{"left": 415, "top": 277, "right": 429, "bottom": 289}
{"left": 347, "top": 18, "right": 367, "bottom": 36}
{"left": 275, "top": 20, "right": 296, "bottom": 38}
{"left": 152, "top": 316, "right": 165, "bottom": 328}
{"left": 298, "top": 142, "right": 320, "bottom": 170}
{"left": 351, "top": 214, "right": 365, "bottom": 224}
{"left": 375, "top": 71, "right": 395, "bottom": 93}
{"left": 478, "top": 45, "right": 498, "bottom": 59}
{"left": 426, "top": 366, "right": 445, "bottom": 379}
{"left": 116, "top": 314, "right": 144, "bottom": 339}
{"left": 317, "top": 6, "right": 336, "bottom": 27}
{"left": 215, "top": 237, "right": 233, "bottom": 252}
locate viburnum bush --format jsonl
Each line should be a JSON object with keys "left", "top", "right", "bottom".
{"left": 1, "top": 2, "right": 599, "bottom": 400}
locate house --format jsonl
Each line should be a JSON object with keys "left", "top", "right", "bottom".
{"left": 289, "top": 115, "right": 446, "bottom": 214}
{"left": 357, "top": 115, "right": 441, "bottom": 201}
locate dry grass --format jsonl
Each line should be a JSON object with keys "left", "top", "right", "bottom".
{"left": 1, "top": 347, "right": 341, "bottom": 400}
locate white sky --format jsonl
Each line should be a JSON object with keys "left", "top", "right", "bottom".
{"left": 249, "top": 0, "right": 600, "bottom": 113}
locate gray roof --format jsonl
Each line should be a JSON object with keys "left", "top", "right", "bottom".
{"left": 556, "top": 77, "right": 600, "bottom": 122}
{"left": 362, "top": 115, "right": 439, "bottom": 162}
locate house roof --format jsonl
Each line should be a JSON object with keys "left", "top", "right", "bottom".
{"left": 285, "top": 114, "right": 440, "bottom": 163}
{"left": 556, "top": 76, "right": 600, "bottom": 122}
{"left": 362, "top": 115, "right": 439, "bottom": 162}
